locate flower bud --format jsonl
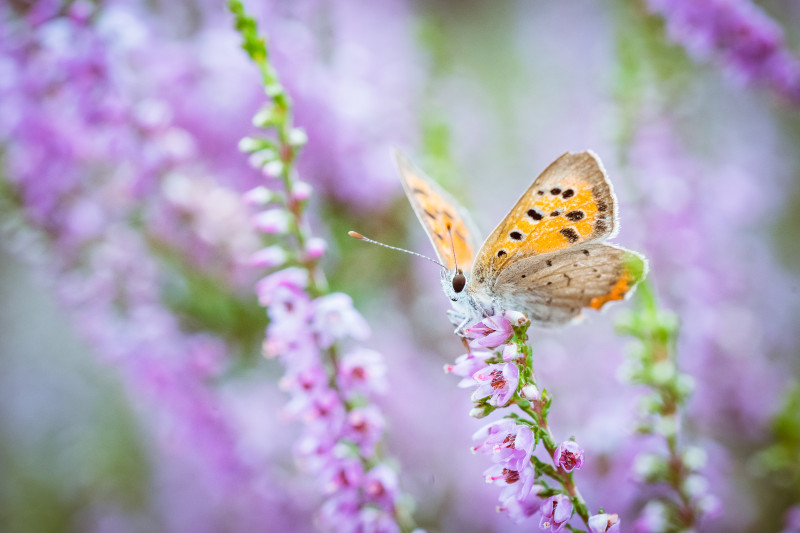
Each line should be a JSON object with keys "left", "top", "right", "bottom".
{"left": 292, "top": 180, "right": 313, "bottom": 201}
{"left": 304, "top": 237, "right": 327, "bottom": 260}
{"left": 520, "top": 384, "right": 540, "bottom": 401}
{"left": 253, "top": 210, "right": 290, "bottom": 234}
{"left": 251, "top": 246, "right": 288, "bottom": 268}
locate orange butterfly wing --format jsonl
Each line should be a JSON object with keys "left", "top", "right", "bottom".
{"left": 470, "top": 151, "right": 617, "bottom": 288}
{"left": 395, "top": 151, "right": 478, "bottom": 272}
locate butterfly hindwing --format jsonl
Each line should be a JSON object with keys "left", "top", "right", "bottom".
{"left": 395, "top": 151, "right": 479, "bottom": 271}
{"left": 469, "top": 151, "right": 617, "bottom": 288}
{"left": 492, "top": 243, "right": 647, "bottom": 326}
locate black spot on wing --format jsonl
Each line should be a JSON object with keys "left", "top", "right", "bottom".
{"left": 497, "top": 250, "right": 507, "bottom": 257}
{"left": 549, "top": 210, "right": 561, "bottom": 217}
{"left": 562, "top": 189, "right": 575, "bottom": 199}
{"left": 546, "top": 260, "right": 552, "bottom": 266}
{"left": 597, "top": 200, "right": 608, "bottom": 212}
{"left": 509, "top": 231, "right": 523, "bottom": 240}
{"left": 528, "top": 209, "right": 543, "bottom": 221}
{"left": 565, "top": 210, "right": 585, "bottom": 221}
{"left": 550, "top": 187, "right": 562, "bottom": 195}
{"left": 559, "top": 227, "right": 579, "bottom": 243}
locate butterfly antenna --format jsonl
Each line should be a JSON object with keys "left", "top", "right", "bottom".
{"left": 348, "top": 231, "right": 446, "bottom": 269}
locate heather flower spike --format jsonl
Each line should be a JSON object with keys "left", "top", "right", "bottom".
{"left": 455, "top": 313, "right": 614, "bottom": 529}
{"left": 618, "top": 281, "right": 716, "bottom": 530}
{"left": 229, "top": 2, "right": 413, "bottom": 531}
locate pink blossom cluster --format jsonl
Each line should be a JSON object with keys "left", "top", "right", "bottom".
{"left": 256, "top": 266, "right": 402, "bottom": 532}
{"left": 448, "top": 312, "right": 617, "bottom": 531}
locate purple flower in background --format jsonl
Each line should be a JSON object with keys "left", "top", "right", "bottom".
{"left": 539, "top": 494, "right": 573, "bottom": 532}
{"left": 343, "top": 406, "right": 385, "bottom": 455}
{"left": 588, "top": 513, "right": 621, "bottom": 533}
{"left": 321, "top": 457, "right": 364, "bottom": 494}
{"left": 338, "top": 348, "right": 387, "bottom": 396}
{"left": 311, "top": 292, "right": 370, "bottom": 349}
{"left": 363, "top": 464, "right": 399, "bottom": 511}
{"left": 645, "top": 0, "right": 800, "bottom": 103}
{"left": 783, "top": 504, "right": 800, "bottom": 533}
{"left": 467, "top": 314, "right": 514, "bottom": 348}
{"left": 553, "top": 440, "right": 585, "bottom": 473}
{"left": 472, "top": 362, "right": 520, "bottom": 407}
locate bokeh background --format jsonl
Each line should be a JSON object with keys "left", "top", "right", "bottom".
{"left": 2, "top": 0, "right": 800, "bottom": 532}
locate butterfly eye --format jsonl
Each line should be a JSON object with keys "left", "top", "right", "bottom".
{"left": 452, "top": 272, "right": 466, "bottom": 293}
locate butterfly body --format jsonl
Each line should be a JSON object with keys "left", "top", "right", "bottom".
{"left": 396, "top": 150, "right": 647, "bottom": 334}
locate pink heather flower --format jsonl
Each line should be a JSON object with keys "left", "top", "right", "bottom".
{"left": 256, "top": 267, "right": 307, "bottom": 307}
{"left": 343, "top": 406, "right": 385, "bottom": 455}
{"left": 500, "top": 482, "right": 546, "bottom": 523}
{"left": 318, "top": 492, "right": 360, "bottom": 532}
{"left": 472, "top": 362, "right": 520, "bottom": 407}
{"left": 472, "top": 419, "right": 534, "bottom": 472}
{"left": 304, "top": 237, "right": 327, "bottom": 260}
{"left": 357, "top": 507, "right": 401, "bottom": 533}
{"left": 553, "top": 440, "right": 585, "bottom": 473}
{"left": 279, "top": 363, "right": 328, "bottom": 395}
{"left": 363, "top": 464, "right": 399, "bottom": 511}
{"left": 486, "top": 463, "right": 536, "bottom": 503}
{"left": 321, "top": 457, "right": 364, "bottom": 494}
{"left": 589, "top": 513, "right": 621, "bottom": 533}
{"left": 338, "top": 348, "right": 387, "bottom": 395}
{"left": 444, "top": 350, "right": 492, "bottom": 387}
{"left": 251, "top": 245, "right": 287, "bottom": 268}
{"left": 634, "top": 501, "right": 668, "bottom": 533}
{"left": 292, "top": 180, "right": 313, "bottom": 201}
{"left": 253, "top": 209, "right": 290, "bottom": 233}
{"left": 243, "top": 185, "right": 276, "bottom": 206}
{"left": 311, "top": 293, "right": 370, "bottom": 349}
{"left": 467, "top": 314, "right": 514, "bottom": 348}
{"left": 303, "top": 388, "right": 346, "bottom": 428}
{"left": 294, "top": 434, "right": 337, "bottom": 472}
{"left": 539, "top": 494, "right": 573, "bottom": 532}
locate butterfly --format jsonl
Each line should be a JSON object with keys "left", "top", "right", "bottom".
{"left": 393, "top": 150, "right": 648, "bottom": 334}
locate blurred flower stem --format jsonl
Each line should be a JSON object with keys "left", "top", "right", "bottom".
{"left": 229, "top": 0, "right": 325, "bottom": 295}
{"left": 229, "top": 2, "right": 416, "bottom": 531}
{"left": 617, "top": 280, "right": 716, "bottom": 532}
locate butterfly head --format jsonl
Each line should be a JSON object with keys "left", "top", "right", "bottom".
{"left": 441, "top": 267, "right": 470, "bottom": 302}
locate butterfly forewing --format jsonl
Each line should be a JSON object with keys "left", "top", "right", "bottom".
{"left": 469, "top": 151, "right": 617, "bottom": 288}
{"left": 395, "top": 151, "right": 479, "bottom": 271}
{"left": 493, "top": 243, "right": 647, "bottom": 326}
